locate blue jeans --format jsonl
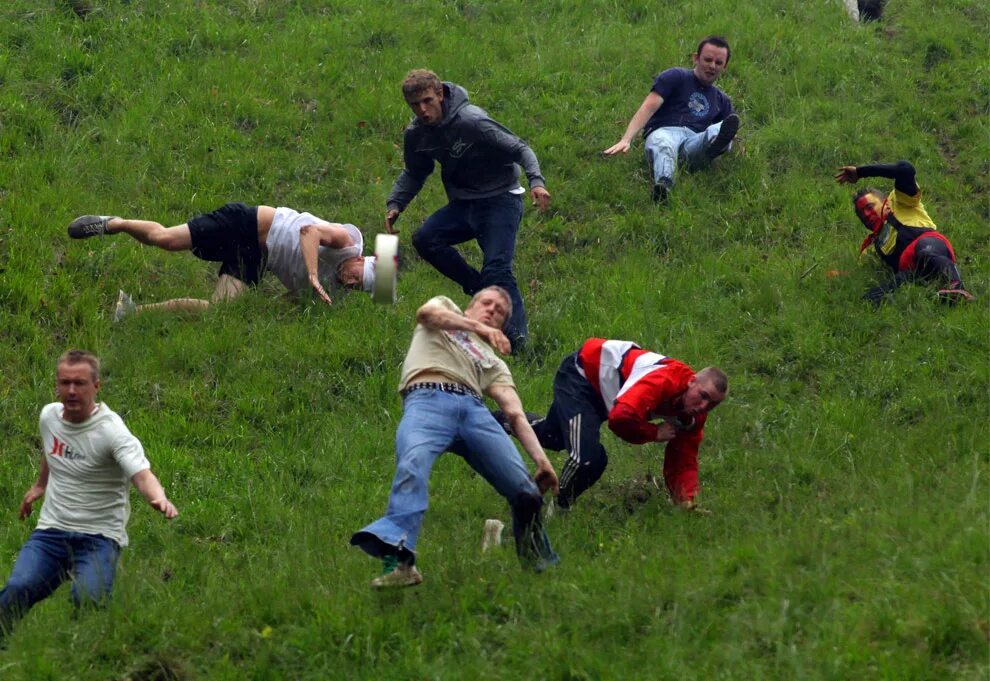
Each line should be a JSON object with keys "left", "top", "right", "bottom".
{"left": 644, "top": 121, "right": 732, "bottom": 185}
{"left": 351, "top": 389, "right": 558, "bottom": 571}
{"left": 0, "top": 528, "right": 121, "bottom": 638}
{"left": 411, "top": 193, "right": 528, "bottom": 347}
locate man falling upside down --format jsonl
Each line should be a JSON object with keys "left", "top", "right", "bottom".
{"left": 67, "top": 203, "right": 374, "bottom": 321}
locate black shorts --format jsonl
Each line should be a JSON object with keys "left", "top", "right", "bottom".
{"left": 188, "top": 202, "right": 266, "bottom": 285}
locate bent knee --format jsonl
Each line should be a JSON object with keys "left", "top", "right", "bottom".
{"left": 153, "top": 231, "right": 190, "bottom": 251}
{"left": 410, "top": 228, "right": 434, "bottom": 255}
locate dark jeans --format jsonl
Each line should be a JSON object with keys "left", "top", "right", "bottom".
{"left": 411, "top": 193, "right": 528, "bottom": 347}
{"left": 0, "top": 528, "right": 121, "bottom": 639}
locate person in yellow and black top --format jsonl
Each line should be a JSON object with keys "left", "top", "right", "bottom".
{"left": 835, "top": 160, "right": 973, "bottom": 306}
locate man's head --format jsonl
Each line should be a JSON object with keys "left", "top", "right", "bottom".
{"left": 681, "top": 367, "right": 727, "bottom": 416}
{"left": 853, "top": 188, "right": 889, "bottom": 232}
{"left": 692, "top": 36, "right": 730, "bottom": 85}
{"left": 402, "top": 69, "right": 445, "bottom": 126}
{"left": 56, "top": 350, "right": 101, "bottom": 423}
{"left": 336, "top": 256, "right": 371, "bottom": 291}
{"left": 465, "top": 286, "right": 512, "bottom": 331}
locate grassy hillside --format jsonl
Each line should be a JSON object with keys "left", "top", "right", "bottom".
{"left": 0, "top": 1, "right": 987, "bottom": 679}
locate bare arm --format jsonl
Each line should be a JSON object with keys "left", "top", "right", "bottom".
{"left": 487, "top": 384, "right": 559, "bottom": 495}
{"left": 19, "top": 457, "right": 50, "bottom": 520}
{"left": 416, "top": 300, "right": 511, "bottom": 355}
{"left": 603, "top": 91, "right": 665, "bottom": 155}
{"left": 131, "top": 469, "right": 179, "bottom": 519}
{"left": 299, "top": 223, "right": 354, "bottom": 305}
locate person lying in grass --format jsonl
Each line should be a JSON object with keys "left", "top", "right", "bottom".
{"left": 835, "top": 160, "right": 973, "bottom": 306}
{"left": 67, "top": 204, "right": 373, "bottom": 321}
{"left": 603, "top": 35, "right": 739, "bottom": 204}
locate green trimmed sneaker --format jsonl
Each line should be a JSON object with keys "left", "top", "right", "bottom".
{"left": 370, "top": 555, "right": 423, "bottom": 589}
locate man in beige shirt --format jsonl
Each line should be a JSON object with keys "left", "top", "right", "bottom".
{"left": 350, "top": 287, "right": 559, "bottom": 588}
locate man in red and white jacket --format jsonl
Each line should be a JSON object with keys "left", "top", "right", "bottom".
{"left": 510, "top": 338, "right": 727, "bottom": 510}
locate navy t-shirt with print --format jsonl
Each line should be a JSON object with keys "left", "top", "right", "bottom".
{"left": 643, "top": 67, "right": 733, "bottom": 136}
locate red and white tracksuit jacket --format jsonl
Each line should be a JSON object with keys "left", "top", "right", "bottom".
{"left": 577, "top": 338, "right": 705, "bottom": 503}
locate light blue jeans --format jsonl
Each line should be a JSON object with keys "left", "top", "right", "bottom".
{"left": 0, "top": 528, "right": 120, "bottom": 639}
{"left": 644, "top": 120, "right": 731, "bottom": 185}
{"left": 351, "top": 389, "right": 558, "bottom": 571}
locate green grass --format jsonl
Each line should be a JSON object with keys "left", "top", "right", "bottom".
{"left": 0, "top": 0, "right": 987, "bottom": 679}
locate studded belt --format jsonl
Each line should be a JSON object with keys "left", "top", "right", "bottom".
{"left": 400, "top": 381, "right": 481, "bottom": 400}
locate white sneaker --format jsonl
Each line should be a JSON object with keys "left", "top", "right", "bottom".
{"left": 113, "top": 289, "right": 137, "bottom": 323}
{"left": 370, "top": 563, "right": 423, "bottom": 589}
{"left": 481, "top": 519, "right": 505, "bottom": 552}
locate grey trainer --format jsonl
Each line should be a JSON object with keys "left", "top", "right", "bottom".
{"left": 113, "top": 289, "right": 137, "bottom": 323}
{"left": 67, "top": 215, "right": 117, "bottom": 239}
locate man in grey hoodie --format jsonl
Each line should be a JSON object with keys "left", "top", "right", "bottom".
{"left": 385, "top": 69, "right": 552, "bottom": 353}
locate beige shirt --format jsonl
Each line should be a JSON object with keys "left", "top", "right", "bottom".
{"left": 399, "top": 296, "right": 514, "bottom": 396}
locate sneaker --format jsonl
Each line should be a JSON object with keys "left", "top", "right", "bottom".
{"left": 706, "top": 113, "right": 740, "bottom": 159}
{"left": 508, "top": 335, "right": 528, "bottom": 355}
{"left": 937, "top": 283, "right": 975, "bottom": 304}
{"left": 490, "top": 410, "right": 544, "bottom": 436}
{"left": 552, "top": 495, "right": 572, "bottom": 514}
{"left": 517, "top": 513, "right": 560, "bottom": 572}
{"left": 67, "top": 215, "right": 117, "bottom": 239}
{"left": 652, "top": 177, "right": 673, "bottom": 204}
{"left": 481, "top": 519, "right": 505, "bottom": 552}
{"left": 113, "top": 289, "right": 137, "bottom": 323}
{"left": 370, "top": 560, "right": 423, "bottom": 589}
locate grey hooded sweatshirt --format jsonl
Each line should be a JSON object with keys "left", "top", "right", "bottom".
{"left": 386, "top": 82, "right": 546, "bottom": 212}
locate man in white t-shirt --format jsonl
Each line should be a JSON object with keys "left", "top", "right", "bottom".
{"left": 350, "top": 286, "right": 560, "bottom": 588}
{"left": 66, "top": 204, "right": 373, "bottom": 321}
{"left": 0, "top": 350, "right": 178, "bottom": 644}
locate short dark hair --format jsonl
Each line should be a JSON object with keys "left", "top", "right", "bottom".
{"left": 58, "top": 349, "right": 100, "bottom": 381}
{"left": 402, "top": 69, "right": 442, "bottom": 98}
{"left": 853, "top": 187, "right": 887, "bottom": 209}
{"left": 696, "top": 35, "right": 731, "bottom": 64}
{"left": 696, "top": 367, "right": 728, "bottom": 394}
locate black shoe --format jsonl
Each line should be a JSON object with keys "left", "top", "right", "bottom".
{"left": 652, "top": 177, "right": 673, "bottom": 203}
{"left": 491, "top": 410, "right": 544, "bottom": 436}
{"left": 508, "top": 335, "right": 528, "bottom": 355}
{"left": 67, "top": 215, "right": 117, "bottom": 239}
{"left": 706, "top": 113, "right": 739, "bottom": 159}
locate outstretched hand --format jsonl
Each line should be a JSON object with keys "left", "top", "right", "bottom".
{"left": 150, "top": 497, "right": 179, "bottom": 519}
{"left": 678, "top": 499, "right": 712, "bottom": 516}
{"left": 19, "top": 485, "right": 45, "bottom": 520}
{"left": 834, "top": 166, "right": 859, "bottom": 184}
{"left": 309, "top": 277, "right": 333, "bottom": 306}
{"left": 654, "top": 422, "right": 677, "bottom": 442}
{"left": 531, "top": 187, "right": 551, "bottom": 213}
{"left": 384, "top": 209, "right": 401, "bottom": 234}
{"left": 603, "top": 140, "right": 631, "bottom": 156}
{"left": 477, "top": 324, "right": 511, "bottom": 355}
{"left": 534, "top": 463, "right": 559, "bottom": 495}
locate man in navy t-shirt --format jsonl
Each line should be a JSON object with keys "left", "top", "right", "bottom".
{"left": 604, "top": 36, "right": 739, "bottom": 203}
